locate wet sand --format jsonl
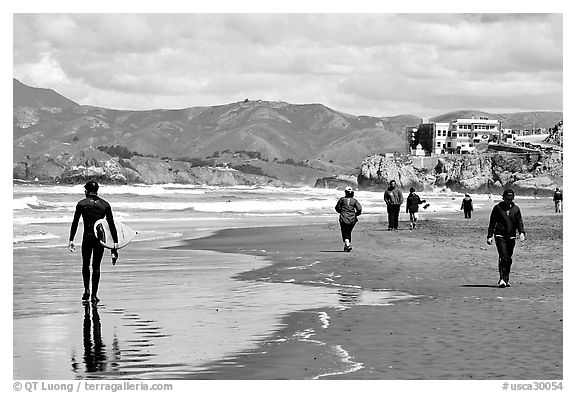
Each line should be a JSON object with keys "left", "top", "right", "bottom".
{"left": 172, "top": 201, "right": 563, "bottom": 379}
{"left": 12, "top": 198, "right": 563, "bottom": 380}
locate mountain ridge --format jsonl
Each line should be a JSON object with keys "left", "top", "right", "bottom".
{"left": 13, "top": 78, "right": 563, "bottom": 186}
{"left": 13, "top": 79, "right": 420, "bottom": 166}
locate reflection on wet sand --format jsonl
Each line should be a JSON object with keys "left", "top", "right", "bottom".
{"left": 69, "top": 304, "right": 186, "bottom": 378}
{"left": 71, "top": 304, "right": 114, "bottom": 375}
{"left": 84, "top": 304, "right": 106, "bottom": 372}
{"left": 338, "top": 287, "right": 361, "bottom": 306}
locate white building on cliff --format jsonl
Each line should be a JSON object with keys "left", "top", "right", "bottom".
{"left": 410, "top": 117, "right": 502, "bottom": 155}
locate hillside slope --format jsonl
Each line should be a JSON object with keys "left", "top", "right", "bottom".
{"left": 13, "top": 79, "right": 421, "bottom": 175}
{"left": 13, "top": 79, "right": 563, "bottom": 187}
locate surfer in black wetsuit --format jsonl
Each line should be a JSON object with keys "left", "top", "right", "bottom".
{"left": 69, "top": 181, "right": 118, "bottom": 303}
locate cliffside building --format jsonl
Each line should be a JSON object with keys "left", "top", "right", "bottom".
{"left": 411, "top": 117, "right": 502, "bottom": 155}
{"left": 433, "top": 122, "right": 450, "bottom": 154}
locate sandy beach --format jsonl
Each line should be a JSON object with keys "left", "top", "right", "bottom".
{"left": 13, "top": 190, "right": 563, "bottom": 380}
{"left": 171, "top": 201, "right": 563, "bottom": 379}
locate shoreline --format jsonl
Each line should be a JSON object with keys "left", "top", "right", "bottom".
{"left": 169, "top": 204, "right": 563, "bottom": 379}
{"left": 12, "top": 186, "right": 563, "bottom": 380}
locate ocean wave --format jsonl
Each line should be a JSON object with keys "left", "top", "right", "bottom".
{"left": 131, "top": 231, "right": 183, "bottom": 243}
{"left": 13, "top": 196, "right": 54, "bottom": 210}
{"left": 190, "top": 198, "right": 336, "bottom": 213}
{"left": 12, "top": 183, "right": 208, "bottom": 196}
{"left": 13, "top": 231, "right": 60, "bottom": 243}
{"left": 108, "top": 198, "right": 339, "bottom": 213}
{"left": 13, "top": 210, "right": 131, "bottom": 225}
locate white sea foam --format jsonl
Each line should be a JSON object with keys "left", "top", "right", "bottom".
{"left": 13, "top": 196, "right": 53, "bottom": 210}
{"left": 13, "top": 231, "right": 60, "bottom": 243}
{"left": 131, "top": 231, "right": 183, "bottom": 243}
{"left": 12, "top": 183, "right": 206, "bottom": 196}
{"left": 314, "top": 345, "right": 364, "bottom": 379}
{"left": 189, "top": 199, "right": 335, "bottom": 213}
{"left": 319, "top": 312, "right": 330, "bottom": 329}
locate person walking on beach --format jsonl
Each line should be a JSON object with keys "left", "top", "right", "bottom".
{"left": 406, "top": 187, "right": 426, "bottom": 229}
{"left": 461, "top": 194, "right": 474, "bottom": 218}
{"left": 384, "top": 180, "right": 403, "bottom": 230}
{"left": 487, "top": 189, "right": 526, "bottom": 288}
{"left": 553, "top": 187, "right": 563, "bottom": 213}
{"left": 335, "top": 186, "right": 362, "bottom": 252}
{"left": 69, "top": 181, "right": 118, "bottom": 303}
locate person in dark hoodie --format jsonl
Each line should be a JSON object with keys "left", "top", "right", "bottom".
{"left": 406, "top": 187, "right": 426, "bottom": 229}
{"left": 383, "top": 180, "right": 404, "bottom": 230}
{"left": 487, "top": 189, "right": 526, "bottom": 288}
{"left": 335, "top": 186, "right": 362, "bottom": 252}
{"left": 461, "top": 194, "right": 474, "bottom": 218}
{"left": 553, "top": 187, "right": 562, "bottom": 213}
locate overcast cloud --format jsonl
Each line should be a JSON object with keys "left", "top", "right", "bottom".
{"left": 13, "top": 13, "right": 563, "bottom": 117}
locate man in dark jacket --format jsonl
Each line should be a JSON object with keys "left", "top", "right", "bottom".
{"left": 487, "top": 189, "right": 525, "bottom": 288}
{"left": 69, "top": 181, "right": 118, "bottom": 303}
{"left": 406, "top": 187, "right": 426, "bottom": 229}
{"left": 335, "top": 187, "right": 362, "bottom": 252}
{"left": 383, "top": 180, "right": 404, "bottom": 230}
{"left": 461, "top": 194, "right": 473, "bottom": 218}
{"left": 553, "top": 187, "right": 563, "bottom": 213}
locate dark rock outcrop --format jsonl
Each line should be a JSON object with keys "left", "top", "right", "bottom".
{"left": 314, "top": 175, "right": 358, "bottom": 190}
{"left": 12, "top": 150, "right": 283, "bottom": 186}
{"left": 356, "top": 153, "right": 562, "bottom": 195}
{"left": 357, "top": 156, "right": 424, "bottom": 191}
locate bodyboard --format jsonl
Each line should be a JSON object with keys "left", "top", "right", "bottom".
{"left": 94, "top": 218, "right": 136, "bottom": 249}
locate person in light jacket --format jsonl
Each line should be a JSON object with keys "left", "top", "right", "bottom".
{"left": 335, "top": 187, "right": 362, "bottom": 252}
{"left": 383, "top": 180, "right": 404, "bottom": 230}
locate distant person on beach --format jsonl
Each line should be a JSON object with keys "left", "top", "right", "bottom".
{"left": 406, "top": 187, "right": 426, "bottom": 229}
{"left": 460, "top": 194, "right": 474, "bottom": 218}
{"left": 335, "top": 186, "right": 362, "bottom": 252}
{"left": 69, "top": 181, "right": 118, "bottom": 304}
{"left": 553, "top": 187, "right": 563, "bottom": 213}
{"left": 487, "top": 189, "right": 525, "bottom": 288}
{"left": 384, "top": 180, "right": 404, "bottom": 230}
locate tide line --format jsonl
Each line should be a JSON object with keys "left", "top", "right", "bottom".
{"left": 313, "top": 344, "right": 364, "bottom": 380}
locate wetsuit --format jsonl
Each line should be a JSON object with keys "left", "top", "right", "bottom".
{"left": 69, "top": 195, "right": 118, "bottom": 296}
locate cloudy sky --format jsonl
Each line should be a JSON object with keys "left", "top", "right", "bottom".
{"left": 13, "top": 12, "right": 563, "bottom": 118}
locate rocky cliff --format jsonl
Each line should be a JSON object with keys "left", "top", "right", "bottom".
{"left": 12, "top": 149, "right": 283, "bottom": 187}
{"left": 14, "top": 146, "right": 563, "bottom": 194}
{"left": 356, "top": 153, "right": 562, "bottom": 195}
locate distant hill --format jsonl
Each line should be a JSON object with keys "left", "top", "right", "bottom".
{"left": 12, "top": 79, "right": 563, "bottom": 186}
{"left": 431, "top": 109, "right": 563, "bottom": 130}
{"left": 13, "top": 78, "right": 79, "bottom": 109}
{"left": 13, "top": 79, "right": 421, "bottom": 173}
